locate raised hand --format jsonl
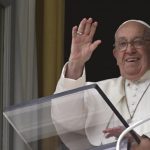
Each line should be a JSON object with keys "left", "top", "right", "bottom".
{"left": 69, "top": 18, "right": 101, "bottom": 64}
{"left": 66, "top": 18, "right": 101, "bottom": 79}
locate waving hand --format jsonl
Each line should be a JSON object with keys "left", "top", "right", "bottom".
{"left": 66, "top": 18, "right": 101, "bottom": 79}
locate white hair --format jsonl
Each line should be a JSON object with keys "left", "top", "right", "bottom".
{"left": 115, "top": 19, "right": 150, "bottom": 38}
{"left": 118, "top": 19, "right": 150, "bottom": 30}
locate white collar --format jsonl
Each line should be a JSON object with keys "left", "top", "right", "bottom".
{"left": 126, "top": 70, "right": 150, "bottom": 85}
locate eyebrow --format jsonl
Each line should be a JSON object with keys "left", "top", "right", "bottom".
{"left": 116, "top": 36, "right": 144, "bottom": 42}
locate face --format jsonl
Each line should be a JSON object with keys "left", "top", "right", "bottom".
{"left": 113, "top": 22, "right": 150, "bottom": 81}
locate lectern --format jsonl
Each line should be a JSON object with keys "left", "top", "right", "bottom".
{"left": 3, "top": 84, "right": 140, "bottom": 150}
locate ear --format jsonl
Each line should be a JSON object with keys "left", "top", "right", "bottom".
{"left": 113, "top": 49, "right": 117, "bottom": 59}
{"left": 113, "top": 49, "right": 119, "bottom": 66}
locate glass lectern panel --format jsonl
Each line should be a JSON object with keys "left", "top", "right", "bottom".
{"left": 3, "top": 84, "right": 140, "bottom": 150}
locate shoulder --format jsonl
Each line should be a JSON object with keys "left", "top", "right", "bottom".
{"left": 86, "top": 76, "right": 125, "bottom": 95}
{"left": 95, "top": 76, "right": 125, "bottom": 102}
{"left": 97, "top": 76, "right": 124, "bottom": 89}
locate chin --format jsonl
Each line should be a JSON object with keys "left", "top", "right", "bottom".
{"left": 124, "top": 75, "right": 141, "bottom": 81}
{"left": 121, "top": 70, "right": 144, "bottom": 81}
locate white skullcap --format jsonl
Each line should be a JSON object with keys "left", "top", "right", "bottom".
{"left": 115, "top": 19, "right": 150, "bottom": 38}
{"left": 117, "top": 19, "right": 150, "bottom": 31}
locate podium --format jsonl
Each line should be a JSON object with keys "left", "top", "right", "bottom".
{"left": 3, "top": 84, "right": 140, "bottom": 150}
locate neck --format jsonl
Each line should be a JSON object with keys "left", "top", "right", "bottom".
{"left": 124, "top": 70, "right": 150, "bottom": 82}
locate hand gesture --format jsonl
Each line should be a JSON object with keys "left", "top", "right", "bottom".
{"left": 103, "top": 126, "right": 126, "bottom": 139}
{"left": 103, "top": 126, "right": 134, "bottom": 142}
{"left": 69, "top": 18, "right": 101, "bottom": 65}
{"left": 66, "top": 18, "right": 101, "bottom": 79}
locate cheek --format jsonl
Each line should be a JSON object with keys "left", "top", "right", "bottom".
{"left": 115, "top": 54, "right": 124, "bottom": 66}
{"left": 146, "top": 51, "right": 150, "bottom": 63}
{"left": 141, "top": 50, "right": 150, "bottom": 65}
{"left": 113, "top": 50, "right": 125, "bottom": 67}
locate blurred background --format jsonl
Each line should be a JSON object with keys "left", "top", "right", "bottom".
{"left": 0, "top": 0, "right": 149, "bottom": 150}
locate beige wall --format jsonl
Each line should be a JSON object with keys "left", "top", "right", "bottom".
{"left": 36, "top": 0, "right": 65, "bottom": 149}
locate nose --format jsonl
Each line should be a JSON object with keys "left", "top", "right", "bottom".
{"left": 125, "top": 43, "right": 136, "bottom": 53}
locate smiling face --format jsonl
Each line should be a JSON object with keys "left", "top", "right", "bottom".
{"left": 113, "top": 21, "right": 150, "bottom": 81}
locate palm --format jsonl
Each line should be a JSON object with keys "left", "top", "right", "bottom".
{"left": 69, "top": 18, "right": 101, "bottom": 64}
{"left": 71, "top": 35, "right": 94, "bottom": 63}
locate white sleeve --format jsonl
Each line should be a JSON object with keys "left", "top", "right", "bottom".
{"left": 54, "top": 62, "right": 86, "bottom": 93}
{"left": 51, "top": 63, "right": 92, "bottom": 150}
{"left": 51, "top": 63, "right": 116, "bottom": 149}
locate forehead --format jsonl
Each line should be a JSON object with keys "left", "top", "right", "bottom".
{"left": 115, "top": 22, "right": 146, "bottom": 40}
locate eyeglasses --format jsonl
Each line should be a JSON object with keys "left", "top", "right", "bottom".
{"left": 114, "top": 37, "right": 150, "bottom": 51}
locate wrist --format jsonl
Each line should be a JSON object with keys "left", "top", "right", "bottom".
{"left": 65, "top": 60, "right": 84, "bottom": 79}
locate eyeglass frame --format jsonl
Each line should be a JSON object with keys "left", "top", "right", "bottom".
{"left": 113, "top": 37, "right": 150, "bottom": 51}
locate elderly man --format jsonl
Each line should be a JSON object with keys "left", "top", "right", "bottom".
{"left": 51, "top": 18, "right": 150, "bottom": 150}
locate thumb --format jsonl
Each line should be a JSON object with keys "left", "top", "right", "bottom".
{"left": 90, "top": 40, "right": 101, "bottom": 52}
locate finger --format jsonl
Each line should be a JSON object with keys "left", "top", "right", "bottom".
{"left": 105, "top": 133, "right": 113, "bottom": 138}
{"left": 84, "top": 18, "right": 93, "bottom": 35}
{"left": 103, "top": 126, "right": 124, "bottom": 132}
{"left": 103, "top": 128, "right": 113, "bottom": 133}
{"left": 103, "top": 128, "right": 121, "bottom": 137}
{"left": 77, "top": 18, "right": 87, "bottom": 33}
{"left": 89, "top": 21, "right": 98, "bottom": 39}
{"left": 103, "top": 127, "right": 120, "bottom": 132}
{"left": 90, "top": 40, "right": 101, "bottom": 52}
{"left": 105, "top": 133, "right": 117, "bottom": 138}
{"left": 72, "top": 26, "right": 78, "bottom": 37}
{"left": 103, "top": 130, "right": 107, "bottom": 133}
